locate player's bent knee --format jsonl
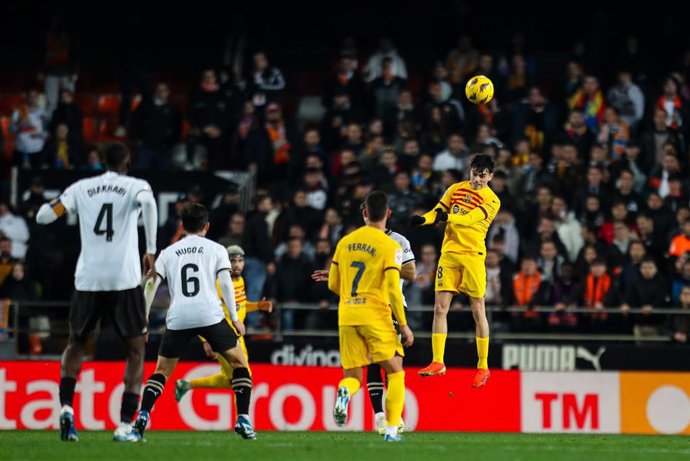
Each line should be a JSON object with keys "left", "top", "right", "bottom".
{"left": 433, "top": 302, "right": 450, "bottom": 316}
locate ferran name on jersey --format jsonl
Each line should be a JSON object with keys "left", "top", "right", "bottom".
{"left": 347, "top": 243, "right": 376, "bottom": 256}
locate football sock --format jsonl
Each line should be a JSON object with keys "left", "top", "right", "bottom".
{"left": 140, "top": 373, "right": 166, "bottom": 413}
{"left": 432, "top": 333, "right": 447, "bottom": 363}
{"left": 366, "top": 364, "right": 385, "bottom": 414}
{"left": 384, "top": 371, "right": 405, "bottom": 427}
{"left": 120, "top": 392, "right": 139, "bottom": 424}
{"left": 191, "top": 373, "right": 230, "bottom": 389}
{"left": 59, "top": 377, "right": 77, "bottom": 407}
{"left": 338, "top": 376, "right": 361, "bottom": 396}
{"left": 476, "top": 336, "right": 489, "bottom": 369}
{"left": 232, "top": 368, "right": 252, "bottom": 416}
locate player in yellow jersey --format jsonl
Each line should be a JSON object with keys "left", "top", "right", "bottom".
{"left": 411, "top": 154, "right": 500, "bottom": 388}
{"left": 174, "top": 245, "right": 272, "bottom": 402}
{"left": 328, "top": 191, "right": 413, "bottom": 442}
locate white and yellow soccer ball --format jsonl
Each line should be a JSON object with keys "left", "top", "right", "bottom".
{"left": 465, "top": 75, "right": 494, "bottom": 105}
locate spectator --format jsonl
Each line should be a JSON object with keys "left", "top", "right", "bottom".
{"left": 364, "top": 37, "right": 407, "bottom": 82}
{"left": 302, "top": 168, "right": 328, "bottom": 211}
{"left": 562, "top": 60, "right": 584, "bottom": 109}
{"left": 537, "top": 240, "right": 565, "bottom": 284}
{"left": 217, "top": 212, "right": 245, "bottom": 249}
{"left": 640, "top": 107, "right": 683, "bottom": 170}
{"left": 568, "top": 74, "right": 606, "bottom": 134}
{"left": 579, "top": 195, "right": 606, "bottom": 230}
{"left": 10, "top": 89, "right": 48, "bottom": 169}
{"left": 82, "top": 146, "right": 104, "bottom": 171}
{"left": 43, "top": 122, "right": 78, "bottom": 169}
{"left": 303, "top": 129, "right": 326, "bottom": 166}
{"left": 635, "top": 213, "right": 666, "bottom": 266}
{"left": 580, "top": 258, "right": 618, "bottom": 331}
{"left": 274, "top": 237, "right": 315, "bottom": 331}
{"left": 655, "top": 76, "right": 687, "bottom": 131}
{"left": 277, "top": 189, "right": 323, "bottom": 242}
{"left": 410, "top": 152, "right": 437, "bottom": 197}
{"left": 245, "top": 102, "right": 303, "bottom": 189}
{"left": 619, "top": 240, "right": 647, "bottom": 294}
{"left": 274, "top": 225, "right": 316, "bottom": 261}
{"left": 49, "top": 89, "right": 82, "bottom": 152}
{"left": 339, "top": 122, "right": 365, "bottom": 156}
{"left": 648, "top": 151, "right": 682, "bottom": 199}
{"left": 425, "top": 81, "right": 465, "bottom": 135}
{"left": 559, "top": 108, "right": 595, "bottom": 162}
{"left": 669, "top": 220, "right": 690, "bottom": 260}
{"left": 0, "top": 261, "right": 37, "bottom": 301}
{"left": 318, "top": 207, "right": 344, "bottom": 249}
{"left": 129, "top": 82, "right": 182, "bottom": 170}
{"left": 511, "top": 86, "right": 559, "bottom": 155}
{"left": 599, "top": 201, "right": 633, "bottom": 246}
{"left": 20, "top": 176, "right": 47, "bottom": 222}
{"left": 371, "top": 148, "right": 399, "bottom": 190}
{"left": 664, "top": 175, "right": 687, "bottom": 213}
{"left": 671, "top": 259, "right": 690, "bottom": 305}
{"left": 432, "top": 132, "right": 467, "bottom": 173}
{"left": 39, "top": 14, "right": 77, "bottom": 117}
{"left": 234, "top": 100, "right": 259, "bottom": 158}
{"left": 511, "top": 256, "right": 550, "bottom": 331}
{"left": 505, "top": 54, "right": 532, "bottom": 104}
{"left": 488, "top": 209, "right": 520, "bottom": 264}
{"left": 548, "top": 262, "right": 579, "bottom": 330}
{"left": 187, "top": 68, "right": 230, "bottom": 170}
{"left": 546, "top": 142, "right": 581, "bottom": 207}
{"left": 207, "top": 185, "right": 241, "bottom": 241}
{"left": 522, "top": 186, "right": 555, "bottom": 240}
{"left": 446, "top": 35, "right": 479, "bottom": 85}
{"left": 324, "top": 52, "right": 365, "bottom": 110}
{"left": 321, "top": 92, "right": 362, "bottom": 150}
{"left": 485, "top": 249, "right": 514, "bottom": 308}
{"left": 0, "top": 204, "right": 29, "bottom": 260}
{"left": 573, "top": 165, "right": 610, "bottom": 214}
{"left": 597, "top": 107, "right": 630, "bottom": 160}
{"left": 248, "top": 51, "right": 286, "bottom": 106}
{"left": 242, "top": 194, "right": 276, "bottom": 326}
{"left": 396, "top": 89, "right": 421, "bottom": 127}
{"left": 368, "top": 58, "right": 406, "bottom": 136}
{"left": 606, "top": 69, "right": 644, "bottom": 134}
{"left": 621, "top": 257, "right": 668, "bottom": 337}
{"left": 645, "top": 191, "right": 675, "bottom": 242}
{"left": 388, "top": 171, "right": 422, "bottom": 228}
{"left": 613, "top": 168, "right": 644, "bottom": 218}
{"left": 606, "top": 222, "right": 634, "bottom": 270}
{"left": 398, "top": 138, "right": 421, "bottom": 171}
{"left": 0, "top": 238, "right": 18, "bottom": 286}
{"left": 407, "top": 243, "right": 438, "bottom": 306}
{"left": 550, "top": 195, "right": 583, "bottom": 262}
{"left": 667, "top": 285, "right": 690, "bottom": 343}
{"left": 489, "top": 170, "right": 517, "bottom": 214}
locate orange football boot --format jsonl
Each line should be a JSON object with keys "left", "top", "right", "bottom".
{"left": 418, "top": 362, "right": 447, "bottom": 377}
{"left": 472, "top": 369, "right": 490, "bottom": 388}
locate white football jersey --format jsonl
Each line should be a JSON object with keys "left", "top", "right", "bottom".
{"left": 59, "top": 171, "right": 153, "bottom": 291}
{"left": 155, "top": 234, "right": 231, "bottom": 330}
{"left": 386, "top": 229, "right": 415, "bottom": 307}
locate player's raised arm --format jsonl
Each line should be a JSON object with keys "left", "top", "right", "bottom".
{"left": 136, "top": 185, "right": 158, "bottom": 276}
{"left": 436, "top": 196, "right": 500, "bottom": 227}
{"left": 410, "top": 185, "right": 455, "bottom": 226}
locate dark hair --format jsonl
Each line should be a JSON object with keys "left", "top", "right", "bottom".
{"left": 470, "top": 153, "right": 495, "bottom": 174}
{"left": 104, "top": 143, "right": 130, "bottom": 169}
{"left": 591, "top": 257, "right": 607, "bottom": 266}
{"left": 181, "top": 203, "right": 209, "bottom": 233}
{"left": 364, "top": 190, "right": 389, "bottom": 222}
{"left": 641, "top": 256, "right": 657, "bottom": 266}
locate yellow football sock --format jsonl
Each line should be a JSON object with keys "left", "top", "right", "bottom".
{"left": 385, "top": 371, "right": 405, "bottom": 427}
{"left": 476, "top": 336, "right": 489, "bottom": 369}
{"left": 338, "top": 377, "right": 361, "bottom": 396}
{"left": 190, "top": 373, "right": 231, "bottom": 389}
{"left": 432, "top": 333, "right": 447, "bottom": 363}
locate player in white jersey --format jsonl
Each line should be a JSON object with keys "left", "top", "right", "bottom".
{"left": 35, "top": 143, "right": 158, "bottom": 443}
{"left": 132, "top": 203, "right": 256, "bottom": 441}
{"left": 312, "top": 202, "right": 416, "bottom": 434}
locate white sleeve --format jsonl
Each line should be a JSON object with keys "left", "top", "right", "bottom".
{"left": 36, "top": 183, "right": 78, "bottom": 224}
{"left": 154, "top": 252, "right": 167, "bottom": 280}
{"left": 399, "top": 235, "right": 415, "bottom": 265}
{"left": 143, "top": 275, "right": 162, "bottom": 321}
{"left": 59, "top": 183, "right": 79, "bottom": 214}
{"left": 136, "top": 185, "right": 158, "bottom": 254}
{"left": 216, "top": 245, "right": 231, "bottom": 274}
{"left": 218, "top": 269, "right": 238, "bottom": 322}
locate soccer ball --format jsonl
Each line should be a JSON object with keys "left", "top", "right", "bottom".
{"left": 465, "top": 75, "right": 494, "bottom": 105}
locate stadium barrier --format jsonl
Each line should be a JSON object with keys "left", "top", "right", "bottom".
{"left": 1, "top": 361, "right": 689, "bottom": 434}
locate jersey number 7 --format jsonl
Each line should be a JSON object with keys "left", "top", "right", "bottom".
{"left": 350, "top": 261, "right": 366, "bottom": 296}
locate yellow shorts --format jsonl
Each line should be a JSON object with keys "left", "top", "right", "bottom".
{"left": 435, "top": 251, "right": 486, "bottom": 298}
{"left": 339, "top": 322, "right": 404, "bottom": 369}
{"left": 215, "top": 335, "right": 251, "bottom": 378}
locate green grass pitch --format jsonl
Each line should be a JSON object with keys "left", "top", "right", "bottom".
{"left": 2, "top": 431, "right": 689, "bottom": 461}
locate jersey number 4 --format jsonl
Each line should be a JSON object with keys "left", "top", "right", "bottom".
{"left": 350, "top": 261, "right": 366, "bottom": 296}
{"left": 93, "top": 203, "right": 114, "bottom": 241}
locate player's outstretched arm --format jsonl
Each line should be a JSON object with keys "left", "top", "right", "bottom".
{"left": 36, "top": 198, "right": 67, "bottom": 224}
{"left": 311, "top": 269, "right": 329, "bottom": 282}
{"left": 245, "top": 298, "right": 273, "bottom": 313}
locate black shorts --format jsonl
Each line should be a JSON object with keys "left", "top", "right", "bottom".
{"left": 70, "top": 287, "right": 146, "bottom": 340}
{"left": 159, "top": 320, "right": 238, "bottom": 359}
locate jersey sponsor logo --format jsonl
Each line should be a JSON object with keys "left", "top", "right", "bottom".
{"left": 395, "top": 249, "right": 403, "bottom": 265}
{"left": 452, "top": 204, "right": 460, "bottom": 214}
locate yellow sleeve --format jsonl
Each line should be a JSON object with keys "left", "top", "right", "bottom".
{"left": 420, "top": 184, "right": 457, "bottom": 225}
{"left": 198, "top": 335, "right": 207, "bottom": 343}
{"left": 327, "top": 243, "right": 342, "bottom": 295}
{"left": 446, "top": 196, "right": 500, "bottom": 226}
{"left": 245, "top": 301, "right": 258, "bottom": 313}
{"left": 386, "top": 267, "right": 407, "bottom": 326}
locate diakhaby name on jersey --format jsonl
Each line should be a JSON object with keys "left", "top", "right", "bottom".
{"left": 86, "top": 184, "right": 127, "bottom": 197}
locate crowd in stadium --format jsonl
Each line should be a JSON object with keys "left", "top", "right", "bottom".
{"left": 1, "top": 19, "right": 690, "bottom": 342}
